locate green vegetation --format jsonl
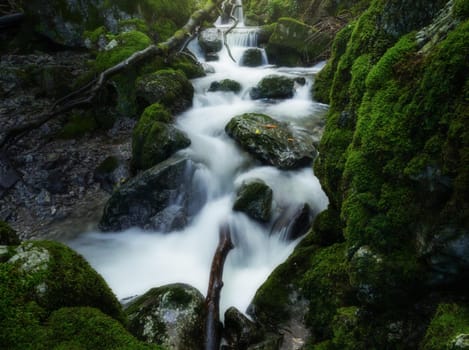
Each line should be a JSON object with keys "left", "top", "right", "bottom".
{"left": 420, "top": 303, "right": 469, "bottom": 350}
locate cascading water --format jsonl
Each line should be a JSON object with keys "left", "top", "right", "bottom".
{"left": 68, "top": 4, "right": 329, "bottom": 316}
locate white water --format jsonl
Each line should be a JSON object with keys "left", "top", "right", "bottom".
{"left": 68, "top": 16, "right": 328, "bottom": 316}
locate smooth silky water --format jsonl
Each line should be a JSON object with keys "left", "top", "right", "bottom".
{"left": 68, "top": 12, "right": 329, "bottom": 316}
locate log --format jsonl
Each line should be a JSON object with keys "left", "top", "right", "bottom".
{"left": 205, "top": 223, "right": 234, "bottom": 350}
{"left": 0, "top": 12, "right": 24, "bottom": 29}
{"left": 0, "top": 0, "right": 231, "bottom": 149}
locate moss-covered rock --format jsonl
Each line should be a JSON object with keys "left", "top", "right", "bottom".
{"left": 209, "top": 79, "right": 242, "bottom": 93}
{"left": 240, "top": 48, "right": 265, "bottom": 67}
{"left": 420, "top": 303, "right": 469, "bottom": 350}
{"left": 0, "top": 241, "right": 129, "bottom": 348}
{"left": 132, "top": 103, "right": 191, "bottom": 171}
{"left": 225, "top": 113, "right": 317, "bottom": 169}
{"left": 233, "top": 179, "right": 273, "bottom": 222}
{"left": 0, "top": 220, "right": 20, "bottom": 245}
{"left": 266, "top": 18, "right": 334, "bottom": 66}
{"left": 136, "top": 69, "right": 194, "bottom": 114}
{"left": 168, "top": 52, "right": 206, "bottom": 79}
{"left": 126, "top": 283, "right": 205, "bottom": 349}
{"left": 250, "top": 74, "right": 298, "bottom": 100}
{"left": 224, "top": 307, "right": 264, "bottom": 350}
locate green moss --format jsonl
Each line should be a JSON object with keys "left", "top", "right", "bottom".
{"left": 0, "top": 220, "right": 20, "bottom": 245}
{"left": 118, "top": 18, "right": 150, "bottom": 35}
{"left": 46, "top": 307, "right": 159, "bottom": 350}
{"left": 453, "top": 0, "right": 469, "bottom": 19}
{"left": 168, "top": 53, "right": 205, "bottom": 79}
{"left": 301, "top": 243, "right": 353, "bottom": 342}
{"left": 420, "top": 303, "right": 469, "bottom": 350}
{"left": 95, "top": 31, "right": 152, "bottom": 71}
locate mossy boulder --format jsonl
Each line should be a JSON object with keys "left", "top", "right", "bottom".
{"left": 0, "top": 241, "right": 129, "bottom": 348}
{"left": 266, "top": 18, "right": 333, "bottom": 66}
{"left": 198, "top": 28, "right": 223, "bottom": 54}
{"left": 233, "top": 179, "right": 273, "bottom": 222}
{"left": 168, "top": 52, "right": 206, "bottom": 79}
{"left": 136, "top": 69, "right": 194, "bottom": 114}
{"left": 99, "top": 155, "right": 196, "bottom": 232}
{"left": 208, "top": 79, "right": 242, "bottom": 93}
{"left": 0, "top": 220, "right": 20, "bottom": 245}
{"left": 420, "top": 303, "right": 469, "bottom": 350}
{"left": 225, "top": 113, "right": 318, "bottom": 169}
{"left": 126, "top": 283, "right": 205, "bottom": 349}
{"left": 250, "top": 74, "right": 304, "bottom": 100}
{"left": 132, "top": 103, "right": 191, "bottom": 171}
{"left": 240, "top": 48, "right": 264, "bottom": 67}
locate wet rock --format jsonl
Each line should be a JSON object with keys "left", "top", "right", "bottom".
{"left": 271, "top": 203, "right": 313, "bottom": 240}
{"left": 250, "top": 75, "right": 298, "bottom": 100}
{"left": 233, "top": 179, "right": 273, "bottom": 222}
{"left": 136, "top": 69, "right": 194, "bottom": 114}
{"left": 198, "top": 28, "right": 223, "bottom": 54}
{"left": 99, "top": 155, "right": 196, "bottom": 232}
{"left": 225, "top": 113, "right": 317, "bottom": 169}
{"left": 240, "top": 48, "right": 264, "bottom": 67}
{"left": 126, "top": 283, "right": 205, "bottom": 350}
{"left": 209, "top": 79, "right": 242, "bottom": 93}
{"left": 224, "top": 307, "right": 264, "bottom": 350}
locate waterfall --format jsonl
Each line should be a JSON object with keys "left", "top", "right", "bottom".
{"left": 67, "top": 6, "right": 328, "bottom": 317}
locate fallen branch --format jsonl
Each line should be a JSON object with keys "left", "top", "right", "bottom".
{"left": 204, "top": 223, "right": 234, "bottom": 350}
{"left": 223, "top": 4, "right": 242, "bottom": 62}
{"left": 0, "top": 0, "right": 227, "bottom": 149}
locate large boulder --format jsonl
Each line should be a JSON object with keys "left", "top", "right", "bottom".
{"left": 198, "top": 28, "right": 223, "bottom": 54}
{"left": 250, "top": 74, "right": 303, "bottom": 100}
{"left": 240, "top": 48, "right": 264, "bottom": 67}
{"left": 233, "top": 179, "right": 273, "bottom": 222}
{"left": 208, "top": 79, "right": 242, "bottom": 93}
{"left": 0, "top": 240, "right": 125, "bottom": 324}
{"left": 266, "top": 18, "right": 333, "bottom": 66}
{"left": 132, "top": 103, "right": 191, "bottom": 171}
{"left": 99, "top": 155, "right": 196, "bottom": 232}
{"left": 126, "top": 283, "right": 206, "bottom": 350}
{"left": 136, "top": 69, "right": 194, "bottom": 114}
{"left": 225, "top": 113, "right": 318, "bottom": 169}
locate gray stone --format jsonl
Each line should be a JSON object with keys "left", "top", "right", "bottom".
{"left": 126, "top": 283, "right": 205, "bottom": 350}
{"left": 225, "top": 113, "right": 317, "bottom": 169}
{"left": 233, "top": 179, "right": 273, "bottom": 222}
{"left": 99, "top": 155, "right": 196, "bottom": 232}
{"left": 224, "top": 307, "right": 264, "bottom": 350}
{"left": 198, "top": 28, "right": 223, "bottom": 54}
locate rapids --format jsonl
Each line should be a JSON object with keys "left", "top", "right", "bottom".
{"left": 68, "top": 13, "right": 329, "bottom": 316}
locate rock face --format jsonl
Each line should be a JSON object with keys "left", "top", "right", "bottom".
{"left": 240, "top": 48, "right": 264, "bottom": 67}
{"left": 136, "top": 69, "right": 194, "bottom": 114}
{"left": 225, "top": 113, "right": 317, "bottom": 169}
{"left": 271, "top": 203, "right": 313, "bottom": 240}
{"left": 233, "top": 179, "right": 273, "bottom": 222}
{"left": 126, "top": 283, "right": 205, "bottom": 350}
{"left": 99, "top": 156, "right": 195, "bottom": 232}
{"left": 132, "top": 103, "right": 191, "bottom": 171}
{"left": 208, "top": 79, "right": 242, "bottom": 93}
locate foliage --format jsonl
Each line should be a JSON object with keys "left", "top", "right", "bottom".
{"left": 420, "top": 303, "right": 469, "bottom": 350}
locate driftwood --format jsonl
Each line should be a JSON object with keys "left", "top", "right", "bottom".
{"left": 0, "top": 0, "right": 236, "bottom": 149}
{"left": 205, "top": 223, "right": 234, "bottom": 350}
